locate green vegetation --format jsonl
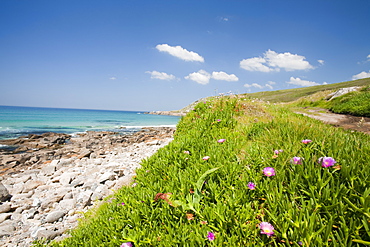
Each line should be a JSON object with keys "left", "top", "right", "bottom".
{"left": 291, "top": 85, "right": 370, "bottom": 117}
{"left": 35, "top": 96, "right": 370, "bottom": 246}
{"left": 242, "top": 78, "right": 370, "bottom": 103}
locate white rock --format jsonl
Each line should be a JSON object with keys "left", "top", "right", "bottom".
{"left": 0, "top": 213, "right": 11, "bottom": 224}
{"left": 57, "top": 199, "right": 77, "bottom": 211}
{"left": 0, "top": 203, "right": 11, "bottom": 214}
{"left": 44, "top": 211, "right": 66, "bottom": 223}
{"left": 98, "top": 172, "right": 116, "bottom": 183}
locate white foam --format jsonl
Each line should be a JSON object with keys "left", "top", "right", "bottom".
{"left": 123, "top": 125, "right": 177, "bottom": 129}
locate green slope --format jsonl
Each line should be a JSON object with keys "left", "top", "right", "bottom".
{"left": 242, "top": 78, "right": 370, "bottom": 103}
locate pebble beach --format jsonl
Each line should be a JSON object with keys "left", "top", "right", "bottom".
{"left": 0, "top": 127, "right": 175, "bottom": 246}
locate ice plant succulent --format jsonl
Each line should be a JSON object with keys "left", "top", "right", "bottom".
{"left": 259, "top": 222, "right": 275, "bottom": 236}
{"left": 207, "top": 232, "right": 215, "bottom": 241}
{"left": 302, "top": 139, "right": 312, "bottom": 144}
{"left": 202, "top": 156, "right": 210, "bottom": 161}
{"left": 263, "top": 167, "right": 275, "bottom": 177}
{"left": 120, "top": 242, "right": 133, "bottom": 247}
{"left": 217, "top": 139, "right": 226, "bottom": 143}
{"left": 291, "top": 157, "right": 303, "bottom": 165}
{"left": 274, "top": 149, "right": 283, "bottom": 154}
{"left": 318, "top": 157, "right": 337, "bottom": 167}
{"left": 247, "top": 182, "right": 256, "bottom": 190}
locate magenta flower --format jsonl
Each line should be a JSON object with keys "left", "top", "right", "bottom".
{"left": 207, "top": 231, "right": 215, "bottom": 241}
{"left": 274, "top": 149, "right": 283, "bottom": 154}
{"left": 217, "top": 139, "right": 226, "bottom": 143}
{"left": 217, "top": 119, "right": 221, "bottom": 122}
{"left": 120, "top": 242, "right": 133, "bottom": 247}
{"left": 318, "top": 157, "right": 336, "bottom": 167}
{"left": 263, "top": 167, "right": 275, "bottom": 177}
{"left": 120, "top": 202, "right": 125, "bottom": 206}
{"left": 202, "top": 156, "right": 210, "bottom": 161}
{"left": 291, "top": 157, "right": 303, "bottom": 165}
{"left": 247, "top": 182, "right": 256, "bottom": 190}
{"left": 259, "top": 222, "right": 274, "bottom": 236}
{"left": 302, "top": 139, "right": 312, "bottom": 144}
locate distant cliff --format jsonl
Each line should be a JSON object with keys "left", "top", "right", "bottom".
{"left": 147, "top": 96, "right": 212, "bottom": 116}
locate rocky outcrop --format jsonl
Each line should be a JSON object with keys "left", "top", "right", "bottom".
{"left": 326, "top": 86, "right": 362, "bottom": 100}
{"left": 0, "top": 127, "right": 175, "bottom": 246}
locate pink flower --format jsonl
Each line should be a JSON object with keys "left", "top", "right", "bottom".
{"left": 263, "top": 167, "right": 275, "bottom": 177}
{"left": 217, "top": 119, "right": 221, "bottom": 122}
{"left": 259, "top": 222, "right": 274, "bottom": 236}
{"left": 184, "top": 151, "right": 190, "bottom": 154}
{"left": 207, "top": 232, "right": 215, "bottom": 241}
{"left": 120, "top": 242, "right": 133, "bottom": 247}
{"left": 318, "top": 157, "right": 336, "bottom": 167}
{"left": 291, "top": 157, "right": 303, "bottom": 165}
{"left": 217, "top": 139, "right": 226, "bottom": 143}
{"left": 274, "top": 149, "right": 283, "bottom": 154}
{"left": 302, "top": 139, "right": 312, "bottom": 144}
{"left": 202, "top": 156, "right": 210, "bottom": 161}
{"left": 247, "top": 182, "right": 256, "bottom": 190}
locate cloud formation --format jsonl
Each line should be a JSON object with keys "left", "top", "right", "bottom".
{"left": 244, "top": 83, "right": 263, "bottom": 89}
{"left": 286, "top": 77, "right": 320, "bottom": 87}
{"left": 367, "top": 54, "right": 370, "bottom": 61}
{"left": 156, "top": 44, "right": 204, "bottom": 62}
{"left": 352, "top": 70, "right": 370, "bottom": 80}
{"left": 146, "top": 71, "right": 176, "bottom": 81}
{"left": 185, "top": 70, "right": 211, "bottom": 85}
{"left": 318, "top": 60, "right": 325, "bottom": 65}
{"left": 109, "top": 77, "right": 117, "bottom": 80}
{"left": 240, "top": 50, "right": 314, "bottom": 72}
{"left": 211, "top": 71, "right": 239, "bottom": 81}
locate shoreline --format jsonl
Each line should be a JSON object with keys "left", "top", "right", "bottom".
{"left": 0, "top": 127, "right": 175, "bottom": 246}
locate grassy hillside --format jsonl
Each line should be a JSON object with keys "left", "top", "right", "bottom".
{"left": 36, "top": 96, "right": 370, "bottom": 246}
{"left": 242, "top": 78, "right": 370, "bottom": 103}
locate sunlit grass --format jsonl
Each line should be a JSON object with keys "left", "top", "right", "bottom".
{"left": 35, "top": 97, "right": 370, "bottom": 246}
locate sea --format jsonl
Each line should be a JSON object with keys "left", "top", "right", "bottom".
{"left": 0, "top": 105, "right": 181, "bottom": 141}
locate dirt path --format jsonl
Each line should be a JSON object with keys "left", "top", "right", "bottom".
{"left": 295, "top": 107, "right": 370, "bottom": 135}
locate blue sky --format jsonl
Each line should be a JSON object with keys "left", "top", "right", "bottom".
{"left": 1, "top": 0, "right": 369, "bottom": 111}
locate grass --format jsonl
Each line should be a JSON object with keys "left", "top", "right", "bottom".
{"left": 291, "top": 85, "right": 370, "bottom": 117}
{"left": 34, "top": 96, "right": 370, "bottom": 246}
{"left": 241, "top": 78, "right": 370, "bottom": 103}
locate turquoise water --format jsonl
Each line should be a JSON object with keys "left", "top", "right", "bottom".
{"left": 0, "top": 106, "right": 180, "bottom": 140}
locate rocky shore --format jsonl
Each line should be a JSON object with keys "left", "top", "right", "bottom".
{"left": 0, "top": 127, "right": 175, "bottom": 246}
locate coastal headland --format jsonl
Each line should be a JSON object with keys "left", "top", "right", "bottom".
{"left": 0, "top": 127, "right": 175, "bottom": 246}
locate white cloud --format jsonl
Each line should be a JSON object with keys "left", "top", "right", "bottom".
{"left": 240, "top": 50, "right": 314, "bottom": 72}
{"left": 264, "top": 50, "right": 314, "bottom": 71}
{"left": 146, "top": 71, "right": 176, "bottom": 81}
{"left": 244, "top": 83, "right": 263, "bottom": 89}
{"left": 352, "top": 70, "right": 370, "bottom": 80}
{"left": 109, "top": 77, "right": 117, "bottom": 80}
{"left": 267, "top": 81, "right": 276, "bottom": 85}
{"left": 240, "top": 57, "right": 276, "bottom": 72}
{"left": 185, "top": 70, "right": 211, "bottom": 85}
{"left": 265, "top": 84, "right": 273, "bottom": 90}
{"left": 286, "top": 77, "right": 320, "bottom": 87}
{"left": 318, "top": 60, "right": 325, "bottom": 65}
{"left": 367, "top": 54, "right": 370, "bottom": 61}
{"left": 211, "top": 71, "right": 239, "bottom": 81}
{"left": 156, "top": 44, "right": 204, "bottom": 62}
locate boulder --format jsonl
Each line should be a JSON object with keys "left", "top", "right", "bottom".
{"left": 0, "top": 182, "right": 10, "bottom": 202}
{"left": 44, "top": 211, "right": 66, "bottom": 223}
